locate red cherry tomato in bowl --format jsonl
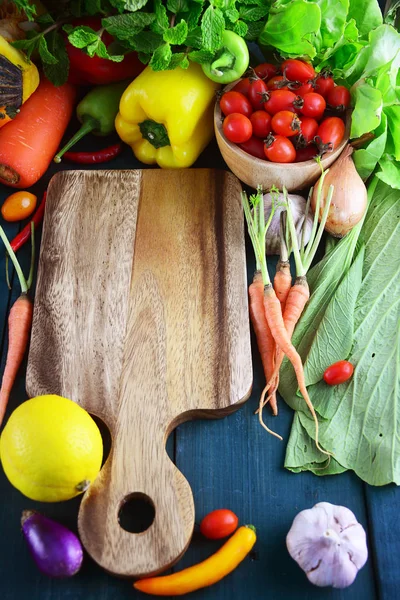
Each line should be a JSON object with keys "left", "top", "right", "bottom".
{"left": 281, "top": 59, "right": 315, "bottom": 83}
{"left": 254, "top": 62, "right": 278, "bottom": 81}
{"left": 327, "top": 85, "right": 351, "bottom": 109}
{"left": 314, "top": 74, "right": 335, "bottom": 98}
{"left": 250, "top": 110, "right": 272, "bottom": 138}
{"left": 300, "top": 92, "right": 326, "bottom": 120}
{"left": 296, "top": 82, "right": 313, "bottom": 97}
{"left": 271, "top": 110, "right": 301, "bottom": 137}
{"left": 323, "top": 360, "right": 354, "bottom": 385}
{"left": 317, "top": 116, "right": 345, "bottom": 150}
{"left": 232, "top": 77, "right": 251, "bottom": 97}
{"left": 294, "top": 144, "right": 319, "bottom": 162}
{"left": 200, "top": 509, "right": 239, "bottom": 540}
{"left": 239, "top": 136, "right": 267, "bottom": 160}
{"left": 223, "top": 113, "right": 252, "bottom": 143}
{"left": 267, "top": 75, "right": 289, "bottom": 91}
{"left": 220, "top": 91, "right": 253, "bottom": 117}
{"left": 248, "top": 78, "right": 269, "bottom": 110}
{"left": 264, "top": 135, "right": 296, "bottom": 163}
{"left": 298, "top": 116, "right": 319, "bottom": 145}
{"left": 264, "top": 90, "right": 299, "bottom": 115}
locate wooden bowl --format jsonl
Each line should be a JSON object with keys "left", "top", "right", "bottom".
{"left": 214, "top": 83, "right": 350, "bottom": 192}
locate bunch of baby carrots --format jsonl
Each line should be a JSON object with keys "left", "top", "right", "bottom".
{"left": 242, "top": 173, "right": 333, "bottom": 452}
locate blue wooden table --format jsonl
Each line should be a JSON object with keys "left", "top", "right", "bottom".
{"left": 0, "top": 128, "right": 399, "bottom": 599}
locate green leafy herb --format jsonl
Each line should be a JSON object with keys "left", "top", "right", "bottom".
{"left": 201, "top": 5, "right": 225, "bottom": 51}
{"left": 163, "top": 20, "right": 189, "bottom": 44}
{"left": 102, "top": 13, "right": 156, "bottom": 38}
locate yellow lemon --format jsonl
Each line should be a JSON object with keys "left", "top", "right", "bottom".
{"left": 0, "top": 395, "right": 103, "bottom": 502}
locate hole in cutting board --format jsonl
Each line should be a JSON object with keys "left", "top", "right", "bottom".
{"left": 119, "top": 493, "right": 155, "bottom": 533}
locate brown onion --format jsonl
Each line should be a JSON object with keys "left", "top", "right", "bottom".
{"left": 311, "top": 145, "right": 367, "bottom": 238}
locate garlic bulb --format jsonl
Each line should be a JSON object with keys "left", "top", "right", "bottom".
{"left": 263, "top": 192, "right": 313, "bottom": 256}
{"left": 286, "top": 502, "right": 368, "bottom": 589}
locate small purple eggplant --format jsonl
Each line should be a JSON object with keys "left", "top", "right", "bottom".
{"left": 21, "top": 510, "right": 83, "bottom": 578}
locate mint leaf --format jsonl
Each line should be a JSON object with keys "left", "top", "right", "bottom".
{"left": 244, "top": 20, "right": 264, "bottom": 41}
{"left": 233, "top": 20, "right": 248, "bottom": 37}
{"left": 163, "top": 20, "right": 188, "bottom": 45}
{"left": 239, "top": 4, "right": 270, "bottom": 21}
{"left": 38, "top": 35, "right": 58, "bottom": 64}
{"left": 151, "top": 0, "right": 170, "bottom": 34}
{"left": 130, "top": 30, "right": 163, "bottom": 52}
{"left": 168, "top": 52, "right": 190, "bottom": 69}
{"left": 66, "top": 26, "right": 99, "bottom": 49}
{"left": 167, "top": 0, "right": 189, "bottom": 12}
{"left": 123, "top": 0, "right": 149, "bottom": 10}
{"left": 11, "top": 37, "right": 39, "bottom": 60}
{"left": 186, "top": 3, "right": 204, "bottom": 30}
{"left": 186, "top": 26, "right": 202, "bottom": 47}
{"left": 102, "top": 13, "right": 155, "bottom": 39}
{"left": 149, "top": 42, "right": 172, "bottom": 70}
{"left": 13, "top": 0, "right": 36, "bottom": 20}
{"left": 42, "top": 31, "right": 70, "bottom": 87}
{"left": 84, "top": 0, "right": 104, "bottom": 14}
{"left": 188, "top": 48, "right": 214, "bottom": 64}
{"left": 225, "top": 7, "right": 240, "bottom": 23}
{"left": 36, "top": 14, "right": 55, "bottom": 25}
{"left": 138, "top": 52, "right": 151, "bottom": 64}
{"left": 201, "top": 5, "right": 225, "bottom": 51}
{"left": 87, "top": 39, "right": 125, "bottom": 61}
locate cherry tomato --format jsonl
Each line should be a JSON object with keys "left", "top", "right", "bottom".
{"left": 250, "top": 110, "right": 272, "bottom": 138}
{"left": 264, "top": 90, "right": 300, "bottom": 115}
{"left": 296, "top": 81, "right": 313, "bottom": 97}
{"left": 239, "top": 136, "right": 267, "bottom": 160}
{"left": 300, "top": 92, "right": 326, "bottom": 120}
{"left": 314, "top": 74, "right": 335, "bottom": 98}
{"left": 281, "top": 59, "right": 315, "bottom": 83}
{"left": 298, "top": 116, "right": 319, "bottom": 145}
{"left": 200, "top": 509, "right": 239, "bottom": 540}
{"left": 232, "top": 77, "right": 251, "bottom": 97}
{"left": 323, "top": 360, "right": 354, "bottom": 385}
{"left": 220, "top": 91, "right": 253, "bottom": 117}
{"left": 294, "top": 144, "right": 319, "bottom": 162}
{"left": 1, "top": 191, "right": 37, "bottom": 222}
{"left": 317, "top": 116, "right": 345, "bottom": 150}
{"left": 271, "top": 110, "right": 301, "bottom": 137}
{"left": 264, "top": 134, "right": 296, "bottom": 163}
{"left": 254, "top": 62, "right": 278, "bottom": 81}
{"left": 248, "top": 78, "right": 269, "bottom": 110}
{"left": 223, "top": 113, "right": 252, "bottom": 144}
{"left": 267, "top": 75, "right": 289, "bottom": 91}
{"left": 327, "top": 85, "right": 351, "bottom": 109}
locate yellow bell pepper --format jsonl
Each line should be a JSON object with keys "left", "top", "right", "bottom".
{"left": 115, "top": 62, "right": 220, "bottom": 168}
{"left": 0, "top": 35, "right": 39, "bottom": 128}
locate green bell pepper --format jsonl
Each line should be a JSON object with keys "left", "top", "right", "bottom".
{"left": 201, "top": 30, "right": 249, "bottom": 84}
{"left": 54, "top": 81, "right": 128, "bottom": 163}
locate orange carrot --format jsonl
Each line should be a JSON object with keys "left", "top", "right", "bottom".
{"left": 0, "top": 294, "right": 33, "bottom": 425}
{"left": 258, "top": 277, "right": 309, "bottom": 411}
{"left": 0, "top": 223, "right": 35, "bottom": 426}
{"left": 0, "top": 78, "right": 76, "bottom": 188}
{"left": 263, "top": 284, "right": 326, "bottom": 454}
{"left": 249, "top": 271, "right": 278, "bottom": 417}
{"left": 273, "top": 259, "right": 292, "bottom": 311}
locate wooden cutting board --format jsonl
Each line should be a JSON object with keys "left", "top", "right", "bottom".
{"left": 26, "top": 168, "right": 252, "bottom": 578}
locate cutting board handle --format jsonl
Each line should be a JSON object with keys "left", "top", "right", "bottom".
{"left": 78, "top": 425, "right": 194, "bottom": 578}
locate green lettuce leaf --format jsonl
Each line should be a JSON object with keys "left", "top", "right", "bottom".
{"left": 350, "top": 81, "right": 382, "bottom": 138}
{"left": 283, "top": 180, "right": 400, "bottom": 486}
{"left": 353, "top": 112, "right": 387, "bottom": 180}
{"left": 347, "top": 0, "right": 382, "bottom": 37}
{"left": 311, "top": 0, "right": 349, "bottom": 52}
{"left": 376, "top": 156, "right": 400, "bottom": 189}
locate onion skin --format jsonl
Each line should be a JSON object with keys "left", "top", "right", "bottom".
{"left": 311, "top": 145, "right": 367, "bottom": 238}
{"left": 21, "top": 510, "right": 83, "bottom": 578}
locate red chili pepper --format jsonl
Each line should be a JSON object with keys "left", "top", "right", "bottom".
{"left": 62, "top": 143, "right": 123, "bottom": 164}
{"left": 10, "top": 191, "right": 47, "bottom": 253}
{"left": 66, "top": 18, "right": 144, "bottom": 85}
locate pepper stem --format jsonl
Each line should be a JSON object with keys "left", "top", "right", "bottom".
{"left": 139, "top": 120, "right": 170, "bottom": 149}
{"left": 211, "top": 49, "right": 235, "bottom": 76}
{"left": 54, "top": 117, "right": 99, "bottom": 163}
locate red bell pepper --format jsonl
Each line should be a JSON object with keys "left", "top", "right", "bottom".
{"left": 66, "top": 17, "right": 144, "bottom": 85}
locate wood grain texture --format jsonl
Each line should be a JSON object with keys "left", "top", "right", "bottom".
{"left": 26, "top": 168, "right": 252, "bottom": 578}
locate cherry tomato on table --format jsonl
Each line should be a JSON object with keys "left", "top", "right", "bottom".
{"left": 323, "top": 360, "right": 354, "bottom": 385}
{"left": 232, "top": 77, "right": 251, "bottom": 97}
{"left": 264, "top": 90, "right": 301, "bottom": 115}
{"left": 250, "top": 110, "right": 272, "bottom": 138}
{"left": 254, "top": 62, "right": 278, "bottom": 81}
{"left": 200, "top": 509, "right": 239, "bottom": 540}
{"left": 300, "top": 93, "right": 326, "bottom": 119}
{"left": 281, "top": 59, "right": 315, "bottom": 83}
{"left": 239, "top": 136, "right": 267, "bottom": 160}
{"left": 264, "top": 134, "right": 296, "bottom": 163}
{"left": 1, "top": 191, "right": 37, "bottom": 222}
{"left": 271, "top": 110, "right": 301, "bottom": 137}
{"left": 223, "top": 113, "right": 252, "bottom": 143}
{"left": 248, "top": 78, "right": 269, "bottom": 110}
{"left": 314, "top": 74, "right": 335, "bottom": 98}
{"left": 220, "top": 91, "right": 253, "bottom": 117}
{"left": 327, "top": 85, "right": 351, "bottom": 109}
{"left": 317, "top": 116, "right": 345, "bottom": 151}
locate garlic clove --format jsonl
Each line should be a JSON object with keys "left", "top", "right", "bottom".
{"left": 286, "top": 502, "right": 368, "bottom": 589}
{"left": 263, "top": 192, "right": 313, "bottom": 256}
